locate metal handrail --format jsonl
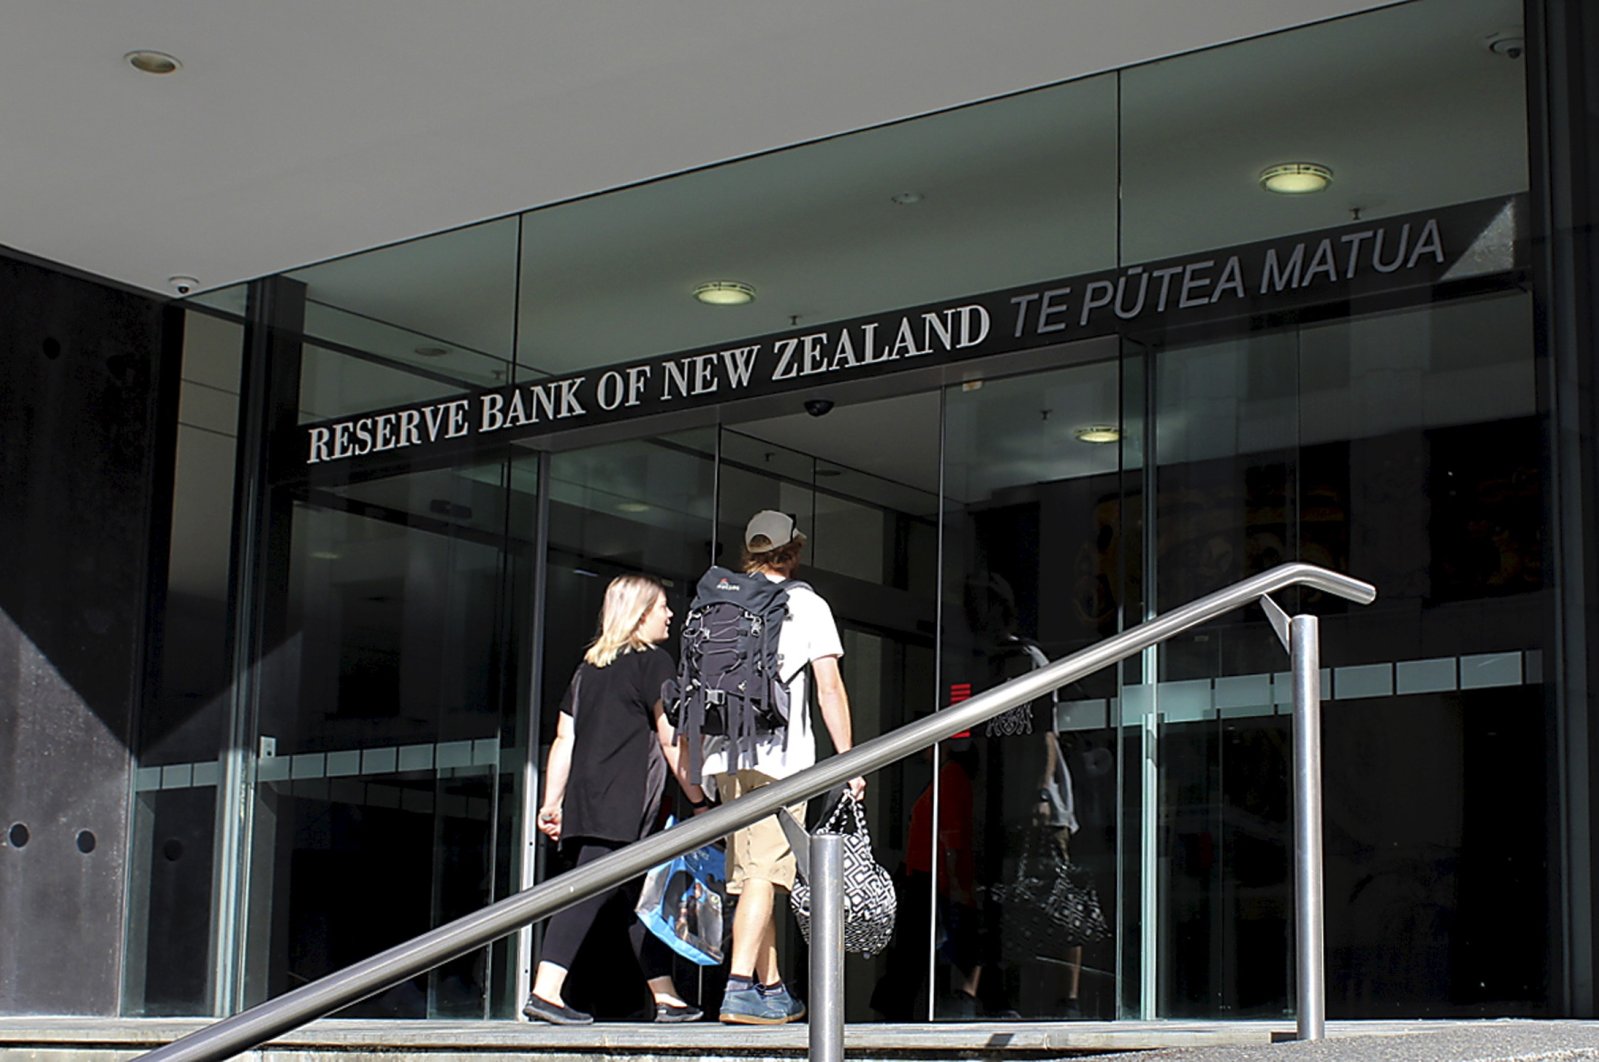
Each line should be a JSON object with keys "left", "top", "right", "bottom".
{"left": 139, "top": 562, "right": 1375, "bottom": 1062}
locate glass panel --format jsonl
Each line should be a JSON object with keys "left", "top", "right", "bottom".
{"left": 124, "top": 309, "right": 245, "bottom": 1016}
{"left": 515, "top": 72, "right": 1117, "bottom": 380}
{"left": 298, "top": 340, "right": 492, "bottom": 425}
{"left": 1146, "top": 290, "right": 1550, "bottom": 1018}
{"left": 533, "top": 429, "right": 717, "bottom": 1019}
{"left": 939, "top": 359, "right": 1124, "bottom": 1020}
{"left": 1119, "top": 0, "right": 1529, "bottom": 263}
{"left": 241, "top": 456, "right": 533, "bottom": 1018}
{"left": 1150, "top": 331, "right": 1301, "bottom": 1019}
{"left": 284, "top": 218, "right": 520, "bottom": 388}
{"left": 718, "top": 400, "right": 939, "bottom": 1024}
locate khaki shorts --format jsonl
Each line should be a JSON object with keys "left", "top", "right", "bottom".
{"left": 715, "top": 770, "right": 808, "bottom": 894}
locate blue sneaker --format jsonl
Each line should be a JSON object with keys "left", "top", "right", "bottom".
{"left": 760, "top": 982, "right": 807, "bottom": 1024}
{"left": 719, "top": 983, "right": 792, "bottom": 1025}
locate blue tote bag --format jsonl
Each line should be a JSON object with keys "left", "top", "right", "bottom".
{"left": 635, "top": 818, "right": 727, "bottom": 966}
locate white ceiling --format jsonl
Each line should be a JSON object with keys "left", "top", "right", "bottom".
{"left": 1, "top": 0, "right": 1407, "bottom": 296}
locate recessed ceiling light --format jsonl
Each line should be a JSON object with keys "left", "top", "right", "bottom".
{"left": 693, "top": 281, "right": 756, "bottom": 306}
{"left": 414, "top": 346, "right": 449, "bottom": 358}
{"left": 126, "top": 50, "right": 181, "bottom": 75}
{"left": 1074, "top": 425, "right": 1121, "bottom": 444}
{"left": 618, "top": 501, "right": 652, "bottom": 513}
{"left": 890, "top": 191, "right": 925, "bottom": 206}
{"left": 1260, "top": 162, "right": 1333, "bottom": 195}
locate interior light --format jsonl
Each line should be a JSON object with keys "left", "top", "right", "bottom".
{"left": 890, "top": 192, "right": 925, "bottom": 206}
{"left": 1074, "top": 425, "right": 1121, "bottom": 444}
{"left": 618, "top": 501, "right": 652, "bottom": 513}
{"left": 693, "top": 281, "right": 756, "bottom": 306}
{"left": 1260, "top": 163, "right": 1333, "bottom": 195}
{"left": 126, "top": 50, "right": 181, "bottom": 75}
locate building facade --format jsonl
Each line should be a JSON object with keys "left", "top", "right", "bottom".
{"left": 5, "top": 0, "right": 1599, "bottom": 1029}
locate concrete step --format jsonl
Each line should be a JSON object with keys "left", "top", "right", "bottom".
{"left": 1, "top": 1017, "right": 1594, "bottom": 1062}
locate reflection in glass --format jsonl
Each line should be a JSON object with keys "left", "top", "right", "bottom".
{"left": 1119, "top": 0, "right": 1528, "bottom": 262}
{"left": 125, "top": 309, "right": 245, "bottom": 1016}
{"left": 1147, "top": 292, "right": 1549, "bottom": 1017}
{"left": 241, "top": 458, "right": 533, "bottom": 1017}
{"left": 939, "top": 361, "right": 1124, "bottom": 1021}
{"left": 515, "top": 73, "right": 1117, "bottom": 380}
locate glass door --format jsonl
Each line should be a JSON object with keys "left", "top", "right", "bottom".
{"left": 237, "top": 456, "right": 536, "bottom": 1018}
{"left": 716, "top": 396, "right": 940, "bottom": 1023}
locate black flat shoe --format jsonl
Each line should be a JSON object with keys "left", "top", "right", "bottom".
{"left": 522, "top": 995, "right": 594, "bottom": 1025}
{"left": 655, "top": 1001, "right": 703, "bottom": 1023}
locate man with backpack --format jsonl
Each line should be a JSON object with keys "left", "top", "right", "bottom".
{"left": 667, "top": 509, "right": 866, "bottom": 1024}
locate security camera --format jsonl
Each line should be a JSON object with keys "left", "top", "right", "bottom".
{"left": 168, "top": 275, "right": 199, "bottom": 296}
{"left": 804, "top": 398, "right": 835, "bottom": 418}
{"left": 1488, "top": 30, "right": 1524, "bottom": 60}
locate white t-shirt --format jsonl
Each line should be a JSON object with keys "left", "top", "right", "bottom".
{"left": 700, "top": 573, "right": 844, "bottom": 783}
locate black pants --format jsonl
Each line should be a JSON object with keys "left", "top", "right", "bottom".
{"left": 540, "top": 838, "right": 674, "bottom": 983}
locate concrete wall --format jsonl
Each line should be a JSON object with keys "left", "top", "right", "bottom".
{"left": 0, "top": 249, "right": 178, "bottom": 1014}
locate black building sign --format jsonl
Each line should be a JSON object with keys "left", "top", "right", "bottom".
{"left": 288, "top": 195, "right": 1524, "bottom": 476}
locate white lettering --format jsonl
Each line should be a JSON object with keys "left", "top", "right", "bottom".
{"left": 398, "top": 409, "right": 422, "bottom": 447}
{"left": 889, "top": 316, "right": 927, "bottom": 359}
{"left": 771, "top": 338, "right": 800, "bottom": 380}
{"left": 1011, "top": 293, "right": 1039, "bottom": 338}
{"left": 625, "top": 365, "right": 651, "bottom": 405}
{"left": 1178, "top": 260, "right": 1214, "bottom": 308}
{"left": 480, "top": 393, "right": 505, "bottom": 432}
{"left": 1340, "top": 230, "right": 1375, "bottom": 278}
{"left": 308, "top": 426, "right": 332, "bottom": 464}
{"left": 1261, "top": 245, "right": 1304, "bottom": 293}
{"left": 1079, "top": 279, "right": 1114, "bottom": 326}
{"left": 556, "top": 378, "right": 586, "bottom": 417}
{"left": 1408, "top": 218, "right": 1444, "bottom": 269}
{"left": 597, "top": 370, "right": 625, "bottom": 411}
{"left": 1302, "top": 238, "right": 1338, "bottom": 286}
{"left": 799, "top": 333, "right": 828, "bottom": 375}
{"left": 829, "top": 330, "right": 858, "bottom": 371}
{"left": 1038, "top": 288, "right": 1071, "bottom": 333}
{"left": 1212, "top": 256, "right": 1246, "bottom": 302}
{"left": 722, "top": 346, "right": 758, "bottom": 388}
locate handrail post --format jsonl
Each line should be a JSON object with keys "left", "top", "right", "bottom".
{"left": 1290, "top": 614, "right": 1326, "bottom": 1042}
{"left": 809, "top": 832, "right": 845, "bottom": 1062}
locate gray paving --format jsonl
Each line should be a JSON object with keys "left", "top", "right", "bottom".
{"left": 1093, "top": 1021, "right": 1599, "bottom": 1062}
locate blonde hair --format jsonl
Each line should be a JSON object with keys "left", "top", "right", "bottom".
{"left": 585, "top": 573, "right": 666, "bottom": 667}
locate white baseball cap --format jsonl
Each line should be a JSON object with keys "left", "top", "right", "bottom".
{"left": 744, "top": 510, "right": 806, "bottom": 552}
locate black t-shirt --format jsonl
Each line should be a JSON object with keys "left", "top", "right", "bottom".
{"left": 559, "top": 646, "right": 675, "bottom": 844}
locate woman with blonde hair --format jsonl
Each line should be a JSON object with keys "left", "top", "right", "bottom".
{"left": 523, "top": 573, "right": 711, "bottom": 1025}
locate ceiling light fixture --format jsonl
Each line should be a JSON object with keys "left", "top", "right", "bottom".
{"left": 693, "top": 280, "right": 755, "bottom": 306}
{"left": 1074, "top": 425, "right": 1121, "bottom": 444}
{"left": 890, "top": 191, "right": 925, "bottom": 206}
{"left": 1259, "top": 162, "right": 1333, "bottom": 195}
{"left": 126, "top": 50, "right": 181, "bottom": 75}
{"left": 618, "top": 501, "right": 652, "bottom": 513}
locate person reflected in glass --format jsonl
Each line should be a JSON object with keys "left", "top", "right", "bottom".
{"left": 872, "top": 738, "right": 983, "bottom": 1020}
{"left": 523, "top": 574, "right": 711, "bottom": 1026}
{"left": 1037, "top": 729, "right": 1084, "bottom": 1017}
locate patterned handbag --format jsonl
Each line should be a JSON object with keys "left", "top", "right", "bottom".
{"left": 992, "top": 828, "right": 1109, "bottom": 961}
{"left": 790, "top": 793, "right": 897, "bottom": 957}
